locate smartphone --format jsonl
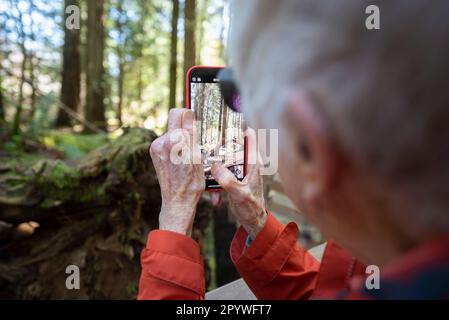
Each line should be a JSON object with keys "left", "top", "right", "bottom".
{"left": 186, "top": 66, "right": 247, "bottom": 190}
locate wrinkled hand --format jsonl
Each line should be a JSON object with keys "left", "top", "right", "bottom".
{"left": 211, "top": 129, "right": 267, "bottom": 239}
{"left": 149, "top": 109, "right": 204, "bottom": 236}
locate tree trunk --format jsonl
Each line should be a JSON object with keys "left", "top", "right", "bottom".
{"left": 136, "top": 0, "right": 147, "bottom": 108}
{"left": 56, "top": 0, "right": 81, "bottom": 128}
{"left": 196, "top": 0, "right": 208, "bottom": 63}
{"left": 183, "top": 0, "right": 196, "bottom": 107}
{"left": 0, "top": 128, "right": 213, "bottom": 299}
{"left": 117, "top": 61, "right": 124, "bottom": 127}
{"left": 85, "top": 0, "right": 106, "bottom": 132}
{"left": 115, "top": 0, "right": 126, "bottom": 127}
{"left": 28, "top": 56, "right": 38, "bottom": 122}
{"left": 168, "top": 0, "right": 179, "bottom": 110}
{"left": 27, "top": 0, "right": 38, "bottom": 125}
{"left": 0, "top": 74, "right": 4, "bottom": 122}
{"left": 12, "top": 2, "right": 27, "bottom": 136}
{"left": 221, "top": 104, "right": 227, "bottom": 146}
{"left": 12, "top": 45, "right": 27, "bottom": 135}
{"left": 80, "top": 0, "right": 88, "bottom": 122}
{"left": 218, "top": 4, "right": 226, "bottom": 62}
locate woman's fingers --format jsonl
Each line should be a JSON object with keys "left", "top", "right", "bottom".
{"left": 211, "top": 163, "right": 237, "bottom": 189}
{"left": 181, "top": 109, "right": 195, "bottom": 133}
{"left": 168, "top": 108, "right": 187, "bottom": 131}
{"left": 211, "top": 163, "right": 246, "bottom": 200}
{"left": 149, "top": 135, "right": 166, "bottom": 162}
{"left": 181, "top": 110, "right": 202, "bottom": 165}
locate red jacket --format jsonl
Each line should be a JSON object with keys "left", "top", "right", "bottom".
{"left": 138, "top": 212, "right": 449, "bottom": 299}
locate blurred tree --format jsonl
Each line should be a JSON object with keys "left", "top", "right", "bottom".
{"left": 28, "top": 57, "right": 37, "bottom": 122}
{"left": 80, "top": 0, "right": 88, "bottom": 116}
{"left": 183, "top": 0, "right": 196, "bottom": 107}
{"left": 56, "top": 0, "right": 81, "bottom": 128}
{"left": 107, "top": 0, "right": 155, "bottom": 127}
{"left": 168, "top": 0, "right": 179, "bottom": 110}
{"left": 196, "top": 0, "right": 208, "bottom": 63}
{"left": 11, "top": 0, "right": 28, "bottom": 135}
{"left": 85, "top": 0, "right": 106, "bottom": 131}
{"left": 0, "top": 15, "right": 5, "bottom": 123}
{"left": 0, "top": 75, "right": 4, "bottom": 122}
{"left": 134, "top": 0, "right": 147, "bottom": 107}
{"left": 112, "top": 0, "right": 128, "bottom": 127}
{"left": 26, "top": 0, "right": 38, "bottom": 123}
{"left": 218, "top": 3, "right": 226, "bottom": 62}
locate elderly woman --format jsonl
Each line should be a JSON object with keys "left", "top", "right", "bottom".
{"left": 138, "top": 0, "right": 449, "bottom": 299}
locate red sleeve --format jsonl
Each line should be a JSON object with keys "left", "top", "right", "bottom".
{"left": 138, "top": 230, "right": 205, "bottom": 300}
{"left": 230, "top": 212, "right": 320, "bottom": 299}
{"left": 311, "top": 241, "right": 366, "bottom": 299}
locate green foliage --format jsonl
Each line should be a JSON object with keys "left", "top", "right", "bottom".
{"left": 32, "top": 92, "right": 59, "bottom": 131}
{"left": 125, "top": 281, "right": 139, "bottom": 299}
{"left": 3, "top": 135, "right": 24, "bottom": 154}
{"left": 45, "top": 161, "right": 80, "bottom": 189}
{"left": 41, "top": 132, "right": 109, "bottom": 158}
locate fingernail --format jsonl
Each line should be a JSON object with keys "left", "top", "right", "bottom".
{"left": 183, "top": 110, "right": 194, "bottom": 130}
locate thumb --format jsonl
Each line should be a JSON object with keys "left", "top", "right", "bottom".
{"left": 211, "top": 163, "right": 241, "bottom": 193}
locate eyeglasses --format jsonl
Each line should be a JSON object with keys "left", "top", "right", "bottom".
{"left": 217, "top": 68, "right": 242, "bottom": 113}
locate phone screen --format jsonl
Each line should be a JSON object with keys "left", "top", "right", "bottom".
{"left": 188, "top": 67, "right": 246, "bottom": 189}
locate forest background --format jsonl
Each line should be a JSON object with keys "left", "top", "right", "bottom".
{"left": 0, "top": 0, "right": 242, "bottom": 299}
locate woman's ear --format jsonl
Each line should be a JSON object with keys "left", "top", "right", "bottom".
{"left": 284, "top": 89, "right": 339, "bottom": 205}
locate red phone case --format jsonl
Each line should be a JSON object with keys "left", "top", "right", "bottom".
{"left": 185, "top": 65, "right": 248, "bottom": 191}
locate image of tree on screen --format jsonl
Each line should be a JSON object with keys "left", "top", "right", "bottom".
{"left": 190, "top": 82, "right": 245, "bottom": 180}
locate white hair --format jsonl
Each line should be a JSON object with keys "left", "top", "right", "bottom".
{"left": 228, "top": 0, "right": 449, "bottom": 231}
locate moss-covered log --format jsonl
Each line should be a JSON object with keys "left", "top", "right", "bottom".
{"left": 0, "top": 128, "right": 212, "bottom": 299}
